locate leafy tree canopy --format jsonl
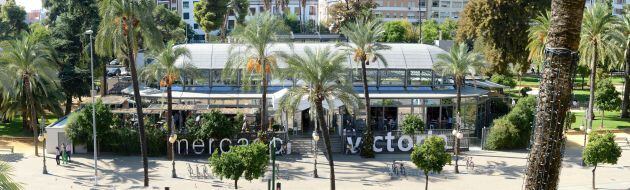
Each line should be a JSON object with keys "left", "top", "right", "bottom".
{"left": 0, "top": 0, "right": 28, "bottom": 40}
{"left": 595, "top": 78, "right": 622, "bottom": 112}
{"left": 191, "top": 110, "right": 239, "bottom": 140}
{"left": 583, "top": 132, "right": 622, "bottom": 166}
{"left": 193, "top": 0, "right": 228, "bottom": 40}
{"left": 153, "top": 6, "right": 187, "bottom": 43}
{"left": 421, "top": 20, "right": 439, "bottom": 44}
{"left": 65, "top": 99, "right": 114, "bottom": 145}
{"left": 456, "top": 0, "right": 550, "bottom": 74}
{"left": 209, "top": 142, "right": 269, "bottom": 189}
{"left": 410, "top": 136, "right": 451, "bottom": 175}
{"left": 401, "top": 114, "right": 424, "bottom": 135}
{"left": 327, "top": 0, "right": 377, "bottom": 33}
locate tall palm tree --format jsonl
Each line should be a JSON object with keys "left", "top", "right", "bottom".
{"left": 527, "top": 11, "right": 551, "bottom": 72}
{"left": 524, "top": 0, "right": 586, "bottom": 189}
{"left": 300, "top": 0, "right": 306, "bottom": 32}
{"left": 222, "top": 12, "right": 289, "bottom": 132}
{"left": 220, "top": 0, "right": 249, "bottom": 42}
{"left": 277, "top": 47, "right": 360, "bottom": 190}
{"left": 95, "top": 0, "right": 163, "bottom": 186}
{"left": 432, "top": 43, "right": 483, "bottom": 174}
{"left": 0, "top": 161, "right": 22, "bottom": 190}
{"left": 579, "top": 3, "right": 623, "bottom": 131}
{"left": 140, "top": 41, "right": 193, "bottom": 160}
{"left": 338, "top": 19, "right": 389, "bottom": 158}
{"left": 619, "top": 12, "right": 629, "bottom": 118}
{"left": 0, "top": 32, "right": 59, "bottom": 157}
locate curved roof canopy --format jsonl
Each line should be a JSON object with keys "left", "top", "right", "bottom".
{"left": 174, "top": 43, "right": 447, "bottom": 70}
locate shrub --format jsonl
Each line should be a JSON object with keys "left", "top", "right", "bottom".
{"left": 486, "top": 96, "right": 536, "bottom": 150}
{"left": 491, "top": 74, "right": 517, "bottom": 88}
{"left": 65, "top": 99, "right": 113, "bottom": 146}
{"left": 485, "top": 118, "right": 519, "bottom": 150}
{"left": 194, "top": 110, "right": 239, "bottom": 140}
{"left": 209, "top": 142, "right": 269, "bottom": 189}
{"left": 410, "top": 136, "right": 451, "bottom": 190}
{"left": 401, "top": 114, "right": 424, "bottom": 135}
{"left": 583, "top": 133, "right": 622, "bottom": 189}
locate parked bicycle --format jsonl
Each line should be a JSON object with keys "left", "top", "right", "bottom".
{"left": 464, "top": 156, "right": 475, "bottom": 171}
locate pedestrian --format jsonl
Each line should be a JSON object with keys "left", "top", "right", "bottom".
{"left": 55, "top": 146, "right": 60, "bottom": 165}
{"left": 61, "top": 143, "right": 68, "bottom": 165}
{"left": 65, "top": 143, "right": 72, "bottom": 163}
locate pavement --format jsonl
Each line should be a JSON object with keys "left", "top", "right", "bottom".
{"left": 3, "top": 133, "right": 630, "bottom": 190}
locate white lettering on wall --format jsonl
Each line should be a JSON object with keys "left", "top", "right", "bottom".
{"left": 373, "top": 136, "right": 383, "bottom": 152}
{"left": 176, "top": 139, "right": 188, "bottom": 155}
{"left": 192, "top": 139, "right": 205, "bottom": 155}
{"left": 237, "top": 138, "right": 249, "bottom": 145}
{"left": 397, "top": 135, "right": 413, "bottom": 152}
{"left": 219, "top": 139, "right": 232, "bottom": 153}
{"left": 385, "top": 132, "right": 395, "bottom": 152}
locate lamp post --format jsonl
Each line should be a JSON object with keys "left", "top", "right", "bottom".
{"left": 168, "top": 133, "right": 178, "bottom": 178}
{"left": 84, "top": 29, "right": 98, "bottom": 186}
{"left": 38, "top": 116, "right": 47, "bottom": 174}
{"left": 312, "top": 130, "right": 319, "bottom": 178}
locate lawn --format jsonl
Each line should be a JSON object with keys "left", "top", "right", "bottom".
{"left": 0, "top": 116, "right": 59, "bottom": 137}
{"left": 517, "top": 76, "right": 625, "bottom": 88}
{"left": 569, "top": 110, "right": 630, "bottom": 131}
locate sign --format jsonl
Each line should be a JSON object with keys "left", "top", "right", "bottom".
{"left": 346, "top": 132, "right": 448, "bottom": 153}
{"left": 174, "top": 137, "right": 284, "bottom": 155}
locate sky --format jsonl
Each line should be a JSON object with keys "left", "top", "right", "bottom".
{"left": 15, "top": 0, "right": 42, "bottom": 12}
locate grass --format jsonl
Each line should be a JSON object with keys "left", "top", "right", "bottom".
{"left": 517, "top": 76, "right": 625, "bottom": 88}
{"left": 570, "top": 110, "right": 630, "bottom": 131}
{"left": 0, "top": 116, "right": 59, "bottom": 137}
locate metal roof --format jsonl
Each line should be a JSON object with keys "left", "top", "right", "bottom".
{"left": 173, "top": 43, "right": 447, "bottom": 70}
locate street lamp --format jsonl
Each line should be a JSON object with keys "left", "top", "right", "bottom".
{"left": 38, "top": 116, "right": 47, "bottom": 174}
{"left": 312, "top": 130, "right": 319, "bottom": 178}
{"left": 84, "top": 29, "right": 98, "bottom": 186}
{"left": 168, "top": 133, "right": 178, "bottom": 178}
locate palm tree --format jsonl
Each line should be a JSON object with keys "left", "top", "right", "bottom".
{"left": 432, "top": 43, "right": 483, "bottom": 174}
{"left": 579, "top": 3, "right": 623, "bottom": 131}
{"left": 222, "top": 12, "right": 289, "bottom": 132}
{"left": 300, "top": 0, "right": 306, "bottom": 32}
{"left": 220, "top": 0, "right": 249, "bottom": 42}
{"left": 140, "top": 41, "right": 193, "bottom": 160}
{"left": 0, "top": 32, "right": 59, "bottom": 157}
{"left": 527, "top": 11, "right": 551, "bottom": 72}
{"left": 338, "top": 19, "right": 390, "bottom": 158}
{"left": 0, "top": 161, "right": 22, "bottom": 190}
{"left": 95, "top": 0, "right": 163, "bottom": 186}
{"left": 524, "top": 0, "right": 587, "bottom": 188}
{"left": 619, "top": 12, "right": 629, "bottom": 118}
{"left": 277, "top": 47, "right": 360, "bottom": 190}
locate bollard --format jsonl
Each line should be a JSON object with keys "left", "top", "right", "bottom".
{"left": 165, "top": 187, "right": 170, "bottom": 190}
{"left": 276, "top": 182, "right": 281, "bottom": 190}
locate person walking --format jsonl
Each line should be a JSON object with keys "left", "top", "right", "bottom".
{"left": 61, "top": 143, "right": 68, "bottom": 165}
{"left": 55, "top": 146, "right": 60, "bottom": 165}
{"left": 65, "top": 143, "right": 72, "bottom": 163}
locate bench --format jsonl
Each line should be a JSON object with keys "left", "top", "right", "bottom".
{"left": 0, "top": 146, "right": 14, "bottom": 153}
{"left": 614, "top": 137, "right": 629, "bottom": 145}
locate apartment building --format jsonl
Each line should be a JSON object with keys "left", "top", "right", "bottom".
{"left": 324, "top": 0, "right": 468, "bottom": 24}
{"left": 585, "top": 0, "right": 628, "bottom": 16}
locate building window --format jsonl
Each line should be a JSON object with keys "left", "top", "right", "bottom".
{"left": 380, "top": 70, "right": 406, "bottom": 86}
{"left": 183, "top": 12, "right": 190, "bottom": 19}
{"left": 614, "top": 8, "right": 623, "bottom": 15}
{"left": 440, "top": 1, "right": 450, "bottom": 8}
{"left": 294, "top": 7, "right": 300, "bottom": 15}
{"left": 420, "top": 0, "right": 426, "bottom": 7}
{"left": 249, "top": 7, "right": 256, "bottom": 15}
{"left": 431, "top": 11, "right": 439, "bottom": 18}
{"left": 615, "top": 0, "right": 623, "bottom": 4}
{"left": 452, "top": 2, "right": 462, "bottom": 8}
{"left": 183, "top": 1, "right": 189, "bottom": 8}
{"left": 194, "top": 23, "right": 199, "bottom": 29}
{"left": 309, "top": 6, "right": 315, "bottom": 15}
{"left": 408, "top": 70, "right": 433, "bottom": 86}
{"left": 432, "top": 1, "right": 439, "bottom": 7}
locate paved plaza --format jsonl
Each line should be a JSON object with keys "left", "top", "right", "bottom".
{"left": 3, "top": 133, "right": 630, "bottom": 190}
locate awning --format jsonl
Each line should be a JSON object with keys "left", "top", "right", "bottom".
{"left": 197, "top": 108, "right": 257, "bottom": 115}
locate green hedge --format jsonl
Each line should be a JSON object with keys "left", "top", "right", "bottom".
{"left": 486, "top": 96, "right": 536, "bottom": 150}
{"left": 491, "top": 74, "right": 517, "bottom": 88}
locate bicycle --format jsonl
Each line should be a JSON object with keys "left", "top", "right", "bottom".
{"left": 465, "top": 156, "right": 475, "bottom": 171}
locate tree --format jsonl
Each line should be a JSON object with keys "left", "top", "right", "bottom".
{"left": 153, "top": 6, "right": 186, "bottom": 43}
{"left": 95, "top": 0, "right": 163, "bottom": 186}
{"left": 580, "top": 3, "right": 623, "bottom": 132}
{"left": 326, "top": 0, "right": 377, "bottom": 33}
{"left": 401, "top": 114, "right": 424, "bottom": 135}
{"left": 0, "top": 32, "right": 60, "bottom": 157}
{"left": 209, "top": 142, "right": 269, "bottom": 189}
{"left": 193, "top": 0, "right": 228, "bottom": 41}
{"left": 457, "top": 0, "right": 549, "bottom": 74}
{"left": 339, "top": 19, "right": 390, "bottom": 158}
{"left": 45, "top": 0, "right": 100, "bottom": 113}
{"left": 222, "top": 0, "right": 249, "bottom": 39}
{"left": 382, "top": 21, "right": 407, "bottom": 42}
{"left": 582, "top": 132, "right": 622, "bottom": 189}
{"left": 191, "top": 110, "right": 239, "bottom": 140}
{"left": 277, "top": 47, "right": 361, "bottom": 190}
{"left": 222, "top": 13, "right": 289, "bottom": 132}
{"left": 0, "top": 0, "right": 28, "bottom": 40}
{"left": 0, "top": 161, "right": 21, "bottom": 190}
{"left": 421, "top": 20, "right": 439, "bottom": 44}
{"left": 410, "top": 136, "right": 451, "bottom": 190}
{"left": 140, "top": 41, "right": 192, "bottom": 159}
{"left": 65, "top": 99, "right": 113, "bottom": 150}
{"left": 433, "top": 42, "right": 483, "bottom": 173}
{"left": 438, "top": 18, "right": 457, "bottom": 40}
{"left": 524, "top": 0, "right": 587, "bottom": 189}
{"left": 527, "top": 11, "right": 551, "bottom": 70}
{"left": 595, "top": 78, "right": 622, "bottom": 128}
{"left": 619, "top": 12, "right": 630, "bottom": 118}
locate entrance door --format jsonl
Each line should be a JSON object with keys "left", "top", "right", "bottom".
{"left": 301, "top": 109, "right": 313, "bottom": 133}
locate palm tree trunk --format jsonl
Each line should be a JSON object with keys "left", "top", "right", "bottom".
{"left": 25, "top": 78, "right": 39, "bottom": 157}
{"left": 127, "top": 30, "right": 150, "bottom": 187}
{"left": 524, "top": 0, "right": 585, "bottom": 189}
{"left": 101, "top": 62, "right": 107, "bottom": 96}
{"left": 454, "top": 78, "right": 461, "bottom": 174}
{"left": 359, "top": 59, "right": 374, "bottom": 158}
{"left": 65, "top": 96, "right": 73, "bottom": 115}
{"left": 220, "top": 11, "right": 229, "bottom": 43}
{"left": 21, "top": 107, "right": 28, "bottom": 131}
{"left": 621, "top": 40, "right": 630, "bottom": 118}
{"left": 315, "top": 99, "right": 335, "bottom": 190}
{"left": 167, "top": 85, "right": 173, "bottom": 160}
{"left": 587, "top": 44, "right": 598, "bottom": 130}
{"left": 261, "top": 58, "right": 268, "bottom": 131}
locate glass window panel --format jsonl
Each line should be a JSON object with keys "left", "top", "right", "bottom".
{"left": 380, "top": 70, "right": 405, "bottom": 86}
{"left": 408, "top": 70, "right": 433, "bottom": 86}
{"left": 353, "top": 69, "right": 377, "bottom": 86}
{"left": 191, "top": 69, "right": 209, "bottom": 86}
